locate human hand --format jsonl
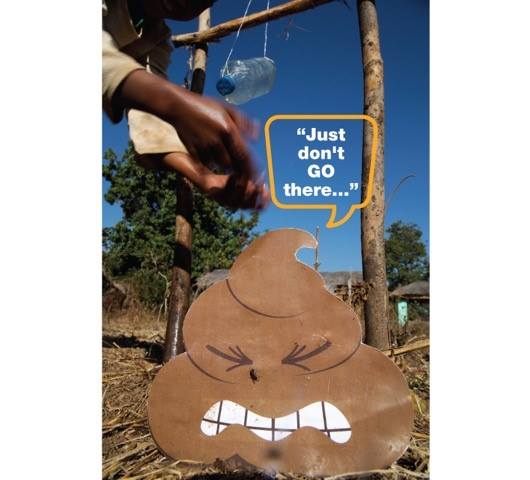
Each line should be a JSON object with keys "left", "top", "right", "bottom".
{"left": 169, "top": 88, "right": 259, "bottom": 180}
{"left": 159, "top": 152, "right": 269, "bottom": 211}
{"left": 204, "top": 173, "right": 270, "bottom": 211}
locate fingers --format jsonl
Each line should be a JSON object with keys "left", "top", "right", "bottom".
{"left": 169, "top": 89, "right": 260, "bottom": 180}
{"left": 224, "top": 105, "right": 260, "bottom": 141}
{"left": 221, "top": 175, "right": 251, "bottom": 210}
{"left": 223, "top": 105, "right": 260, "bottom": 177}
{"left": 198, "top": 105, "right": 258, "bottom": 178}
{"left": 222, "top": 129, "right": 257, "bottom": 179}
{"left": 224, "top": 176, "right": 270, "bottom": 210}
{"left": 243, "top": 179, "right": 269, "bottom": 210}
{"left": 204, "top": 174, "right": 269, "bottom": 211}
{"left": 209, "top": 142, "right": 232, "bottom": 173}
{"left": 257, "top": 183, "right": 270, "bottom": 210}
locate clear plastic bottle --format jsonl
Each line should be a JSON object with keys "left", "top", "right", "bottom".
{"left": 216, "top": 57, "right": 276, "bottom": 105}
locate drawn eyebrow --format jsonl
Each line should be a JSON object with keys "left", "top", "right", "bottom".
{"left": 282, "top": 340, "right": 332, "bottom": 370}
{"left": 206, "top": 345, "right": 253, "bottom": 371}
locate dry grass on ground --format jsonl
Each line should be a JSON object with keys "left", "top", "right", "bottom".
{"left": 103, "top": 312, "right": 429, "bottom": 480}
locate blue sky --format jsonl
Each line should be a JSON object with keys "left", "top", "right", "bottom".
{"left": 103, "top": 0, "right": 429, "bottom": 271}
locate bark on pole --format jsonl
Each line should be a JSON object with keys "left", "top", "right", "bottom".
{"left": 163, "top": 9, "right": 211, "bottom": 363}
{"left": 358, "top": 0, "right": 390, "bottom": 350}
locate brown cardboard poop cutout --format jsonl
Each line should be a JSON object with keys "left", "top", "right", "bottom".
{"left": 148, "top": 229, "right": 413, "bottom": 476}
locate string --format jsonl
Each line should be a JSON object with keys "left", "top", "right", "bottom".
{"left": 263, "top": 0, "right": 271, "bottom": 57}
{"left": 221, "top": 0, "right": 272, "bottom": 76}
{"left": 222, "top": 0, "right": 254, "bottom": 76}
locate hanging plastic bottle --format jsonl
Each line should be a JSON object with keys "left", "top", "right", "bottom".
{"left": 216, "top": 57, "right": 276, "bottom": 105}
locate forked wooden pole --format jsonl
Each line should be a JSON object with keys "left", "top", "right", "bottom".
{"left": 172, "top": 0, "right": 335, "bottom": 47}
{"left": 163, "top": 9, "right": 211, "bottom": 363}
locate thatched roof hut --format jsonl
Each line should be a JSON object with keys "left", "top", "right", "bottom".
{"left": 195, "top": 269, "right": 364, "bottom": 294}
{"left": 320, "top": 271, "right": 363, "bottom": 292}
{"left": 195, "top": 269, "right": 368, "bottom": 330}
{"left": 195, "top": 269, "right": 229, "bottom": 292}
{"left": 195, "top": 268, "right": 367, "bottom": 314}
{"left": 390, "top": 281, "right": 429, "bottom": 300}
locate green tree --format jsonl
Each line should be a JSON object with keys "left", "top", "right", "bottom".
{"left": 385, "top": 221, "right": 429, "bottom": 291}
{"left": 103, "top": 145, "right": 259, "bottom": 307}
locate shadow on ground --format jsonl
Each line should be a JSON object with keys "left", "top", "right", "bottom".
{"left": 103, "top": 334, "right": 164, "bottom": 363}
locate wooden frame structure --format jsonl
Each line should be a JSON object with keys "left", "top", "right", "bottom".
{"left": 163, "top": 0, "right": 389, "bottom": 360}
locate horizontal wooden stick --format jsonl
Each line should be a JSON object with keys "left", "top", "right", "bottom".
{"left": 382, "top": 338, "right": 430, "bottom": 357}
{"left": 172, "top": 0, "right": 335, "bottom": 47}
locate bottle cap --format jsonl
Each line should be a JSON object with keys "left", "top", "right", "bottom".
{"left": 216, "top": 75, "right": 236, "bottom": 96}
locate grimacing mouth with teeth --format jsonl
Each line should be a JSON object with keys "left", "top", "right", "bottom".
{"left": 200, "top": 400, "right": 352, "bottom": 444}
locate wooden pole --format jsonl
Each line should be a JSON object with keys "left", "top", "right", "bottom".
{"left": 358, "top": 0, "right": 389, "bottom": 350}
{"left": 382, "top": 338, "right": 429, "bottom": 358}
{"left": 163, "top": 9, "right": 211, "bottom": 363}
{"left": 189, "top": 10, "right": 210, "bottom": 93}
{"left": 172, "top": 0, "right": 334, "bottom": 47}
{"left": 163, "top": 177, "right": 193, "bottom": 361}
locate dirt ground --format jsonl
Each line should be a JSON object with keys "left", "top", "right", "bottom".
{"left": 102, "top": 311, "right": 429, "bottom": 480}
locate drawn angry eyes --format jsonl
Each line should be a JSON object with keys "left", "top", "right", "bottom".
{"left": 206, "top": 341, "right": 332, "bottom": 372}
{"left": 206, "top": 345, "right": 252, "bottom": 372}
{"left": 281, "top": 340, "right": 332, "bottom": 371}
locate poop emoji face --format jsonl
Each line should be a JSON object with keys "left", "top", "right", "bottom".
{"left": 148, "top": 229, "right": 413, "bottom": 476}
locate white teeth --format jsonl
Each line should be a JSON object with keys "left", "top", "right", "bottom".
{"left": 200, "top": 400, "right": 351, "bottom": 444}
{"left": 219, "top": 400, "right": 246, "bottom": 425}
{"left": 330, "top": 430, "right": 351, "bottom": 443}
{"left": 274, "top": 430, "right": 291, "bottom": 441}
{"left": 275, "top": 412, "right": 297, "bottom": 430}
{"left": 251, "top": 428, "right": 273, "bottom": 441}
{"left": 299, "top": 402, "right": 325, "bottom": 430}
{"left": 203, "top": 401, "right": 220, "bottom": 421}
{"left": 200, "top": 420, "right": 218, "bottom": 436}
{"left": 322, "top": 402, "right": 350, "bottom": 430}
{"left": 246, "top": 411, "right": 271, "bottom": 429}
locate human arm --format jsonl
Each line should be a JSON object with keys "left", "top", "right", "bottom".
{"left": 159, "top": 152, "right": 269, "bottom": 210}
{"left": 113, "top": 69, "right": 259, "bottom": 180}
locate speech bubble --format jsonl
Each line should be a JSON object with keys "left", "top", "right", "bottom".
{"left": 264, "top": 114, "right": 378, "bottom": 228}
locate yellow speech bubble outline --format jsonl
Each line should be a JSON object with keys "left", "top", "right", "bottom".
{"left": 264, "top": 114, "right": 379, "bottom": 228}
